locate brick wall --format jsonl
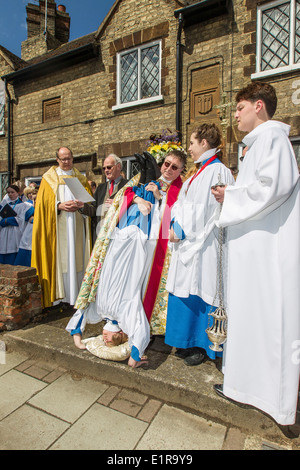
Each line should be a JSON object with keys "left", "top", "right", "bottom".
{"left": 0, "top": 0, "right": 299, "bottom": 179}
{"left": 0, "top": 264, "right": 42, "bottom": 331}
{"left": 0, "top": 0, "right": 179, "bottom": 182}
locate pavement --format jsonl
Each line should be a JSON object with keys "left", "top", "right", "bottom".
{"left": 0, "top": 307, "right": 299, "bottom": 451}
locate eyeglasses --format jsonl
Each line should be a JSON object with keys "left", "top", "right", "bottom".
{"left": 58, "top": 158, "right": 73, "bottom": 163}
{"left": 103, "top": 164, "right": 116, "bottom": 171}
{"left": 163, "top": 160, "right": 182, "bottom": 171}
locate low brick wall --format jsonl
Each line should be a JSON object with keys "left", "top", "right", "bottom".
{"left": 0, "top": 264, "right": 42, "bottom": 331}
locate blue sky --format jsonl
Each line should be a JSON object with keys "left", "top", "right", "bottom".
{"left": 0, "top": 0, "right": 116, "bottom": 57}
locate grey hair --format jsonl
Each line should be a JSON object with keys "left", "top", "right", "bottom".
{"left": 106, "top": 153, "right": 122, "bottom": 166}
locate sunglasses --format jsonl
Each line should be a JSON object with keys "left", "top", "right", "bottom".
{"left": 103, "top": 164, "right": 116, "bottom": 171}
{"left": 163, "top": 160, "right": 181, "bottom": 171}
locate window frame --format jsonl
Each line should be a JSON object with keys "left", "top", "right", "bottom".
{"left": 0, "top": 80, "right": 5, "bottom": 136}
{"left": 252, "top": 0, "right": 300, "bottom": 79}
{"left": 42, "top": 96, "right": 61, "bottom": 123}
{"left": 112, "top": 40, "right": 163, "bottom": 111}
{"left": 0, "top": 104, "right": 4, "bottom": 136}
{"left": 290, "top": 135, "right": 300, "bottom": 171}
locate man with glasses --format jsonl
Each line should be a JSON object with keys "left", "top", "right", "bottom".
{"left": 31, "top": 147, "right": 94, "bottom": 308}
{"left": 92, "top": 153, "right": 127, "bottom": 243}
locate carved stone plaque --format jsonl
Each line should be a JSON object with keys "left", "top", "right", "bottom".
{"left": 190, "top": 64, "right": 220, "bottom": 123}
{"left": 196, "top": 93, "right": 213, "bottom": 115}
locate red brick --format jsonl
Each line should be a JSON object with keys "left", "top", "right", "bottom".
{"left": 0, "top": 264, "right": 42, "bottom": 331}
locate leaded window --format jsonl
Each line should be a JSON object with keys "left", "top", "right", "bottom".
{"left": 0, "top": 173, "right": 9, "bottom": 200}
{"left": 254, "top": 0, "right": 300, "bottom": 78}
{"left": 113, "top": 41, "right": 162, "bottom": 110}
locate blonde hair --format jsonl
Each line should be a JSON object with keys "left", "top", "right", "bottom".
{"left": 105, "top": 332, "right": 128, "bottom": 347}
{"left": 24, "top": 186, "right": 38, "bottom": 197}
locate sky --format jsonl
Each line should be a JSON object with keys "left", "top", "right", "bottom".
{"left": 0, "top": 0, "right": 117, "bottom": 57}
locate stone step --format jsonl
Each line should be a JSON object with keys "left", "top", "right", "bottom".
{"left": 2, "top": 312, "right": 299, "bottom": 446}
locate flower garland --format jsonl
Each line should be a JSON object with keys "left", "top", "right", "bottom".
{"left": 146, "top": 129, "right": 186, "bottom": 164}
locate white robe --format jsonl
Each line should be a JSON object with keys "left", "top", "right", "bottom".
{"left": 55, "top": 168, "right": 87, "bottom": 306}
{"left": 217, "top": 120, "right": 300, "bottom": 425}
{"left": 166, "top": 158, "right": 234, "bottom": 305}
{"left": 0, "top": 198, "right": 31, "bottom": 254}
{"left": 67, "top": 187, "right": 169, "bottom": 359}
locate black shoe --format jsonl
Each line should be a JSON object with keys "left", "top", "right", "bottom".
{"left": 214, "top": 384, "right": 225, "bottom": 398}
{"left": 213, "top": 384, "right": 250, "bottom": 409}
{"left": 184, "top": 350, "right": 205, "bottom": 366}
{"left": 175, "top": 348, "right": 193, "bottom": 359}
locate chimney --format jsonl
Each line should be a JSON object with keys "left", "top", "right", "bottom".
{"left": 21, "top": 1, "right": 70, "bottom": 61}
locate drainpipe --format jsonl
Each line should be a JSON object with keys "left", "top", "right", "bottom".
{"left": 176, "top": 13, "right": 184, "bottom": 141}
{"left": 4, "top": 78, "right": 11, "bottom": 184}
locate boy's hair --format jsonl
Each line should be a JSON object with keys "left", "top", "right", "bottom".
{"left": 106, "top": 331, "right": 128, "bottom": 347}
{"left": 193, "top": 123, "right": 222, "bottom": 149}
{"left": 236, "top": 82, "right": 277, "bottom": 118}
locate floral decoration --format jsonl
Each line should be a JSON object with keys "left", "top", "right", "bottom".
{"left": 146, "top": 129, "right": 186, "bottom": 164}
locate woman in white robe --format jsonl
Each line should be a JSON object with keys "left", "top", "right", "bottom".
{"left": 212, "top": 82, "right": 300, "bottom": 426}
{"left": 165, "top": 125, "right": 234, "bottom": 366}
{"left": 0, "top": 185, "right": 34, "bottom": 265}
{"left": 15, "top": 190, "right": 37, "bottom": 267}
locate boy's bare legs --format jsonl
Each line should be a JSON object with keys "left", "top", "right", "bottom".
{"left": 73, "top": 333, "right": 86, "bottom": 350}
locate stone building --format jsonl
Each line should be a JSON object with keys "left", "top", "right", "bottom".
{"left": 0, "top": 0, "right": 299, "bottom": 196}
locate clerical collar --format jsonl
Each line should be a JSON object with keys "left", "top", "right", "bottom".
{"left": 195, "top": 148, "right": 218, "bottom": 164}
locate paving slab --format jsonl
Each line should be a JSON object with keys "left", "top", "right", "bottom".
{"left": 0, "top": 369, "right": 47, "bottom": 420}
{"left": 0, "top": 350, "right": 30, "bottom": 376}
{"left": 136, "top": 404, "right": 226, "bottom": 450}
{"left": 0, "top": 404, "right": 70, "bottom": 450}
{"left": 50, "top": 403, "right": 148, "bottom": 450}
{"left": 28, "top": 373, "right": 109, "bottom": 423}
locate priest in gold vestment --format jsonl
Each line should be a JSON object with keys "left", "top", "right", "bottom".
{"left": 31, "top": 147, "right": 95, "bottom": 308}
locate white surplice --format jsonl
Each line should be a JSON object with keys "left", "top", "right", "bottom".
{"left": 217, "top": 120, "right": 300, "bottom": 425}
{"left": 67, "top": 187, "right": 169, "bottom": 359}
{"left": 166, "top": 156, "right": 234, "bottom": 305}
{"left": 55, "top": 168, "right": 87, "bottom": 306}
{"left": 0, "top": 198, "right": 31, "bottom": 255}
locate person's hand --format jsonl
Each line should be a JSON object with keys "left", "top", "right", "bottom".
{"left": 145, "top": 181, "right": 161, "bottom": 200}
{"left": 137, "top": 200, "right": 152, "bottom": 215}
{"left": 104, "top": 198, "right": 113, "bottom": 206}
{"left": 58, "top": 200, "right": 79, "bottom": 212}
{"left": 128, "top": 355, "right": 148, "bottom": 368}
{"left": 75, "top": 200, "right": 84, "bottom": 209}
{"left": 133, "top": 196, "right": 152, "bottom": 215}
{"left": 211, "top": 185, "right": 226, "bottom": 204}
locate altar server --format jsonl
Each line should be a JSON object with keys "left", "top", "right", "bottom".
{"left": 211, "top": 82, "right": 300, "bottom": 426}
{"left": 165, "top": 124, "right": 234, "bottom": 366}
